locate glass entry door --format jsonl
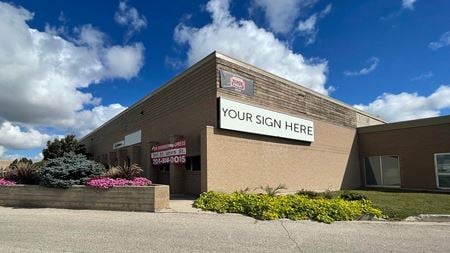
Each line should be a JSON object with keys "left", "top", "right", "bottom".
{"left": 435, "top": 153, "right": 450, "bottom": 189}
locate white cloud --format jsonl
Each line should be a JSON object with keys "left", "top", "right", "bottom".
{"left": 381, "top": 0, "right": 417, "bottom": 20}
{"left": 0, "top": 2, "right": 143, "bottom": 129}
{"left": 104, "top": 44, "right": 145, "bottom": 79}
{"left": 411, "top": 71, "right": 433, "bottom": 81}
{"left": 344, "top": 57, "right": 379, "bottom": 76}
{"left": 0, "top": 2, "right": 144, "bottom": 158}
{"left": 0, "top": 121, "right": 53, "bottom": 149}
{"left": 70, "top": 104, "right": 127, "bottom": 137}
{"left": 297, "top": 4, "right": 331, "bottom": 45}
{"left": 354, "top": 85, "right": 450, "bottom": 122}
{"left": 174, "top": 0, "right": 330, "bottom": 95}
{"left": 252, "top": 0, "right": 317, "bottom": 34}
{"left": 114, "top": 0, "right": 147, "bottom": 40}
{"left": 402, "top": 0, "right": 417, "bottom": 10}
{"left": 0, "top": 146, "right": 6, "bottom": 159}
{"left": 429, "top": 32, "right": 450, "bottom": 50}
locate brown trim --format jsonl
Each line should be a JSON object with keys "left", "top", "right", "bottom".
{"left": 358, "top": 115, "right": 450, "bottom": 133}
{"left": 81, "top": 51, "right": 385, "bottom": 141}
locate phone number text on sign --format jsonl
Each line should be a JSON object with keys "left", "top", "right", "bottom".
{"left": 151, "top": 139, "right": 186, "bottom": 165}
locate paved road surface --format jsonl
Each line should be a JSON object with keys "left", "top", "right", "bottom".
{"left": 0, "top": 207, "right": 449, "bottom": 253}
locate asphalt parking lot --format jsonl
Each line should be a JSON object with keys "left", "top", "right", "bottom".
{"left": 0, "top": 207, "right": 449, "bottom": 253}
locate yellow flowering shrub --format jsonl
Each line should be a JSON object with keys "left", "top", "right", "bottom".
{"left": 194, "top": 191, "right": 384, "bottom": 223}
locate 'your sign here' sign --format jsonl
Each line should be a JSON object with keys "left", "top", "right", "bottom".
{"left": 219, "top": 97, "right": 315, "bottom": 142}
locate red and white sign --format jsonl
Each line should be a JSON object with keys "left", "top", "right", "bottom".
{"left": 229, "top": 76, "right": 246, "bottom": 91}
{"left": 151, "top": 139, "right": 186, "bottom": 165}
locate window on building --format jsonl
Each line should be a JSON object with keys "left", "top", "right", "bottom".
{"left": 364, "top": 155, "right": 400, "bottom": 187}
{"left": 186, "top": 156, "right": 201, "bottom": 171}
{"left": 435, "top": 153, "right": 450, "bottom": 189}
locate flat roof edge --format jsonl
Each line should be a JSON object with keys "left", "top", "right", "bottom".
{"left": 214, "top": 52, "right": 386, "bottom": 123}
{"left": 357, "top": 115, "right": 450, "bottom": 133}
{"left": 81, "top": 50, "right": 388, "bottom": 142}
{"left": 79, "top": 51, "right": 218, "bottom": 142}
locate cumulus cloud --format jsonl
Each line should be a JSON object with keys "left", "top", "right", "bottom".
{"left": 104, "top": 44, "right": 145, "bottom": 79}
{"left": 402, "top": 0, "right": 417, "bottom": 10}
{"left": 0, "top": 146, "right": 6, "bottom": 159}
{"left": 0, "top": 2, "right": 144, "bottom": 158}
{"left": 429, "top": 32, "right": 450, "bottom": 50}
{"left": 0, "top": 121, "right": 54, "bottom": 149}
{"left": 70, "top": 104, "right": 127, "bottom": 137}
{"left": 0, "top": 2, "right": 143, "bottom": 128}
{"left": 174, "top": 0, "right": 329, "bottom": 95}
{"left": 344, "top": 57, "right": 379, "bottom": 76}
{"left": 297, "top": 4, "right": 331, "bottom": 45}
{"left": 252, "top": 0, "right": 317, "bottom": 34}
{"left": 114, "top": 0, "right": 147, "bottom": 40}
{"left": 354, "top": 85, "right": 450, "bottom": 122}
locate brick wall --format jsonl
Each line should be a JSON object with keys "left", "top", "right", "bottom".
{"left": 358, "top": 119, "right": 450, "bottom": 189}
{"left": 0, "top": 185, "right": 169, "bottom": 212}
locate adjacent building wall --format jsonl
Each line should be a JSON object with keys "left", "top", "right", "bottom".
{"left": 358, "top": 116, "right": 450, "bottom": 190}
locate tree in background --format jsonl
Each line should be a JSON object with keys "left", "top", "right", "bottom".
{"left": 9, "top": 157, "right": 33, "bottom": 167}
{"left": 42, "top": 135, "right": 86, "bottom": 160}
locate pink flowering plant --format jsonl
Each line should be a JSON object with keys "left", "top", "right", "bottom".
{"left": 86, "top": 177, "right": 152, "bottom": 189}
{"left": 0, "top": 178, "right": 16, "bottom": 186}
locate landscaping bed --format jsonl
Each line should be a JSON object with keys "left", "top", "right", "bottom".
{"left": 194, "top": 191, "right": 384, "bottom": 223}
{"left": 0, "top": 136, "right": 170, "bottom": 212}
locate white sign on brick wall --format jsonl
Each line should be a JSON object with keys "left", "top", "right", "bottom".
{"left": 219, "top": 97, "right": 314, "bottom": 142}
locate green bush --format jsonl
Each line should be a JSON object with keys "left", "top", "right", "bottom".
{"left": 9, "top": 157, "right": 33, "bottom": 167}
{"left": 39, "top": 153, "right": 105, "bottom": 188}
{"left": 42, "top": 135, "right": 86, "bottom": 160}
{"left": 259, "top": 184, "right": 287, "bottom": 196}
{"left": 103, "top": 163, "right": 143, "bottom": 179}
{"left": 4, "top": 161, "right": 41, "bottom": 184}
{"left": 297, "top": 189, "right": 333, "bottom": 199}
{"left": 194, "top": 191, "right": 384, "bottom": 223}
{"left": 339, "top": 192, "right": 368, "bottom": 201}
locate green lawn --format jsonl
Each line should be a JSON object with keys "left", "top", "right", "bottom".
{"left": 336, "top": 189, "right": 450, "bottom": 220}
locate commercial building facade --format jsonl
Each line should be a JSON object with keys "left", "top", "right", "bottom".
{"left": 80, "top": 52, "right": 450, "bottom": 194}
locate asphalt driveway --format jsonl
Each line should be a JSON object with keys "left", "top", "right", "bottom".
{"left": 0, "top": 207, "right": 449, "bottom": 253}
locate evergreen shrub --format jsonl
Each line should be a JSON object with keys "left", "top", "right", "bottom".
{"left": 39, "top": 153, "right": 105, "bottom": 188}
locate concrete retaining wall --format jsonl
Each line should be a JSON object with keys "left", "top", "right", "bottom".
{"left": 0, "top": 184, "right": 169, "bottom": 212}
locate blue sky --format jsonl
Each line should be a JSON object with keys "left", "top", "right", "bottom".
{"left": 0, "top": 0, "right": 450, "bottom": 160}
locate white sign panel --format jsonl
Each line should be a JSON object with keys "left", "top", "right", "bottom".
{"left": 219, "top": 97, "right": 314, "bottom": 142}
{"left": 124, "top": 130, "right": 142, "bottom": 146}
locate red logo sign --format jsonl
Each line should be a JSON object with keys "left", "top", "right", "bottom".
{"left": 229, "top": 76, "right": 246, "bottom": 91}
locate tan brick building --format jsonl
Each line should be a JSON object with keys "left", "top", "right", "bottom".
{"left": 80, "top": 52, "right": 450, "bottom": 194}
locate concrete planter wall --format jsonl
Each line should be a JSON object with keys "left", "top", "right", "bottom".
{"left": 0, "top": 184, "right": 169, "bottom": 212}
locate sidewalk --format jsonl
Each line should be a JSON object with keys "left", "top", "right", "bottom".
{"left": 163, "top": 194, "right": 207, "bottom": 213}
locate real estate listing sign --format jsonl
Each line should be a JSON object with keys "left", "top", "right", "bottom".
{"left": 219, "top": 69, "right": 254, "bottom": 96}
{"left": 151, "top": 139, "right": 187, "bottom": 165}
{"left": 219, "top": 97, "right": 315, "bottom": 142}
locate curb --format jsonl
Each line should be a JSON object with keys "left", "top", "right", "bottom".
{"left": 404, "top": 214, "right": 450, "bottom": 222}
